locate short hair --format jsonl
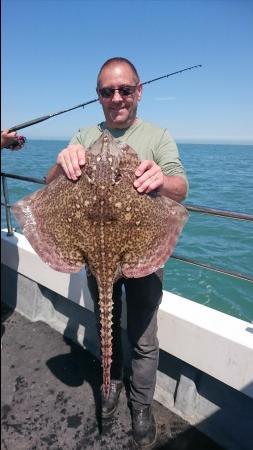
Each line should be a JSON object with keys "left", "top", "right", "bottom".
{"left": 97, "top": 57, "right": 140, "bottom": 87}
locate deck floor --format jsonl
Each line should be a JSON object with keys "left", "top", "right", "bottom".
{"left": 1, "top": 305, "right": 224, "bottom": 450}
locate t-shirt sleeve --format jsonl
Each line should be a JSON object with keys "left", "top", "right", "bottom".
{"left": 69, "top": 131, "right": 83, "bottom": 146}
{"left": 68, "top": 126, "right": 101, "bottom": 148}
{"left": 154, "top": 129, "right": 189, "bottom": 193}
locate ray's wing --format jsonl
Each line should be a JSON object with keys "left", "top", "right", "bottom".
{"left": 113, "top": 140, "right": 188, "bottom": 278}
{"left": 121, "top": 193, "right": 188, "bottom": 278}
{"left": 12, "top": 173, "right": 95, "bottom": 273}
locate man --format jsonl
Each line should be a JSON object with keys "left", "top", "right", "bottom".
{"left": 46, "top": 57, "right": 188, "bottom": 447}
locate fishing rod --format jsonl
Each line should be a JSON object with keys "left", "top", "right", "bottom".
{"left": 7, "top": 64, "right": 202, "bottom": 133}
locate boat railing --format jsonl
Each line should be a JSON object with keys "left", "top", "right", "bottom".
{"left": 1, "top": 171, "right": 253, "bottom": 283}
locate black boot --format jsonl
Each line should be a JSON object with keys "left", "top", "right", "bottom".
{"left": 132, "top": 406, "right": 157, "bottom": 448}
{"left": 101, "top": 380, "right": 123, "bottom": 419}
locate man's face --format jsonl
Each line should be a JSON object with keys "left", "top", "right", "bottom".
{"left": 97, "top": 63, "right": 142, "bottom": 129}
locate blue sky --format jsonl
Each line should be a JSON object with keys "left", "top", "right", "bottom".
{"left": 1, "top": 0, "right": 253, "bottom": 143}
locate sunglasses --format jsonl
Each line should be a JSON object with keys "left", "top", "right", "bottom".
{"left": 98, "top": 85, "right": 137, "bottom": 99}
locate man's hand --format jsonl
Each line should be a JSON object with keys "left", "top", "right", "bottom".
{"left": 1, "top": 129, "right": 25, "bottom": 150}
{"left": 134, "top": 160, "right": 188, "bottom": 202}
{"left": 134, "top": 160, "right": 164, "bottom": 194}
{"left": 56, "top": 144, "right": 86, "bottom": 180}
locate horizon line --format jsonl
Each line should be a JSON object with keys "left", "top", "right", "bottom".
{"left": 24, "top": 137, "right": 253, "bottom": 145}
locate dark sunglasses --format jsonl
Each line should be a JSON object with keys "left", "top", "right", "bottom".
{"left": 98, "top": 85, "right": 137, "bottom": 99}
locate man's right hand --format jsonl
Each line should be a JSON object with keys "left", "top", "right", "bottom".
{"left": 56, "top": 144, "right": 86, "bottom": 180}
{"left": 46, "top": 144, "right": 86, "bottom": 184}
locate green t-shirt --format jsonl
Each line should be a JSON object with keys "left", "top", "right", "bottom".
{"left": 70, "top": 119, "right": 188, "bottom": 189}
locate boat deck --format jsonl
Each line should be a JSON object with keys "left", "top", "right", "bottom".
{"left": 1, "top": 305, "right": 223, "bottom": 450}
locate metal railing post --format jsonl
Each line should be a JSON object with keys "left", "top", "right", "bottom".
{"left": 1, "top": 175, "right": 14, "bottom": 236}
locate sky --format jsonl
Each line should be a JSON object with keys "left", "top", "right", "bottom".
{"left": 1, "top": 0, "right": 253, "bottom": 143}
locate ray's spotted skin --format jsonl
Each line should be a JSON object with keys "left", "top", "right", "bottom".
{"left": 12, "top": 130, "right": 188, "bottom": 398}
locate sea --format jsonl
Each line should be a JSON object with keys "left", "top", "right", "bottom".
{"left": 1, "top": 140, "right": 253, "bottom": 323}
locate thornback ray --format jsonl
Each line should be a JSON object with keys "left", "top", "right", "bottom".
{"left": 12, "top": 130, "right": 188, "bottom": 398}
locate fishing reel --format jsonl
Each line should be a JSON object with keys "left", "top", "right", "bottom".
{"left": 4, "top": 134, "right": 26, "bottom": 150}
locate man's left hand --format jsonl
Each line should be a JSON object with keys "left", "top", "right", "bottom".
{"left": 134, "top": 160, "right": 164, "bottom": 194}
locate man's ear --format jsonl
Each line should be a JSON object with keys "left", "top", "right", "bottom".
{"left": 96, "top": 87, "right": 102, "bottom": 104}
{"left": 137, "top": 84, "right": 143, "bottom": 102}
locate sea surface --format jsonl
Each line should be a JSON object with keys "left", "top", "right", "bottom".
{"left": 1, "top": 140, "right": 253, "bottom": 322}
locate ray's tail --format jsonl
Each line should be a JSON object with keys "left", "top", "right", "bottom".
{"left": 97, "top": 281, "right": 114, "bottom": 399}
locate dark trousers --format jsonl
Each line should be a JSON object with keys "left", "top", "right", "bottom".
{"left": 87, "top": 269, "right": 163, "bottom": 409}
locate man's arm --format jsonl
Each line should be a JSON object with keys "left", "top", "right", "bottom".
{"left": 159, "top": 174, "right": 188, "bottom": 202}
